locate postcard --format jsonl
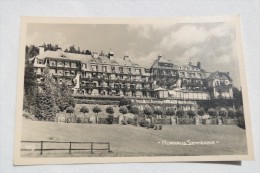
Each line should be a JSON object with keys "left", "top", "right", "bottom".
{"left": 14, "top": 16, "right": 254, "bottom": 165}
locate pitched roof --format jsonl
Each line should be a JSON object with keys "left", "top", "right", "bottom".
{"left": 207, "top": 71, "right": 232, "bottom": 81}
{"left": 113, "top": 57, "right": 134, "bottom": 67}
{"left": 36, "top": 50, "right": 94, "bottom": 63}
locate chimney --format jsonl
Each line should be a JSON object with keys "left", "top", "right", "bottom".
{"left": 123, "top": 55, "right": 129, "bottom": 60}
{"left": 39, "top": 46, "right": 45, "bottom": 55}
{"left": 158, "top": 53, "right": 162, "bottom": 60}
{"left": 108, "top": 51, "right": 114, "bottom": 60}
{"left": 197, "top": 62, "right": 201, "bottom": 69}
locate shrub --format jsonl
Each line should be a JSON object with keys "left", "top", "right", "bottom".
{"left": 66, "top": 106, "right": 74, "bottom": 116}
{"left": 121, "top": 119, "right": 127, "bottom": 125}
{"left": 92, "top": 105, "right": 102, "bottom": 115}
{"left": 92, "top": 106, "right": 102, "bottom": 123}
{"left": 176, "top": 108, "right": 185, "bottom": 118}
{"left": 106, "top": 106, "right": 114, "bottom": 114}
{"left": 106, "top": 114, "right": 114, "bottom": 124}
{"left": 119, "top": 106, "right": 128, "bottom": 115}
{"left": 154, "top": 106, "right": 164, "bottom": 118}
{"left": 127, "top": 118, "right": 134, "bottom": 125}
{"left": 208, "top": 108, "right": 218, "bottom": 118}
{"left": 236, "top": 107, "right": 244, "bottom": 118}
{"left": 158, "top": 124, "right": 163, "bottom": 130}
{"left": 227, "top": 108, "right": 236, "bottom": 118}
{"left": 130, "top": 106, "right": 139, "bottom": 115}
{"left": 218, "top": 108, "right": 228, "bottom": 117}
{"left": 182, "top": 114, "right": 190, "bottom": 119}
{"left": 76, "top": 117, "right": 81, "bottom": 123}
{"left": 187, "top": 110, "right": 196, "bottom": 118}
{"left": 144, "top": 105, "right": 153, "bottom": 118}
{"left": 138, "top": 119, "right": 149, "bottom": 127}
{"left": 133, "top": 116, "right": 138, "bottom": 126}
{"left": 197, "top": 109, "right": 205, "bottom": 116}
{"left": 149, "top": 123, "right": 155, "bottom": 129}
{"left": 80, "top": 106, "right": 89, "bottom": 116}
{"left": 154, "top": 125, "right": 158, "bottom": 130}
{"left": 166, "top": 107, "right": 176, "bottom": 116}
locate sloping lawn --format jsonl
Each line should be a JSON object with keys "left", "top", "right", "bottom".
{"left": 21, "top": 119, "right": 248, "bottom": 157}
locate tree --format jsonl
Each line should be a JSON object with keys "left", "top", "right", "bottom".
{"left": 227, "top": 108, "right": 236, "bottom": 118}
{"left": 93, "top": 105, "right": 102, "bottom": 123}
{"left": 119, "top": 106, "right": 128, "bottom": 117}
{"left": 208, "top": 108, "right": 218, "bottom": 118}
{"left": 80, "top": 106, "right": 89, "bottom": 116}
{"left": 218, "top": 108, "right": 228, "bottom": 117}
{"left": 130, "top": 106, "right": 139, "bottom": 115}
{"left": 187, "top": 110, "right": 196, "bottom": 118}
{"left": 166, "top": 107, "right": 175, "bottom": 116}
{"left": 176, "top": 108, "right": 185, "bottom": 118}
{"left": 154, "top": 106, "right": 164, "bottom": 118}
{"left": 143, "top": 105, "right": 153, "bottom": 118}
{"left": 236, "top": 107, "right": 244, "bottom": 118}
{"left": 197, "top": 108, "right": 205, "bottom": 116}
{"left": 35, "top": 68, "right": 56, "bottom": 121}
{"left": 106, "top": 106, "right": 114, "bottom": 115}
{"left": 69, "top": 45, "right": 76, "bottom": 53}
{"left": 119, "top": 97, "right": 128, "bottom": 107}
{"left": 55, "top": 82, "right": 75, "bottom": 112}
{"left": 23, "top": 60, "right": 38, "bottom": 114}
{"left": 66, "top": 106, "right": 74, "bottom": 116}
{"left": 233, "top": 87, "right": 243, "bottom": 108}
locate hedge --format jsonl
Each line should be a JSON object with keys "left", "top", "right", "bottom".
{"left": 153, "top": 118, "right": 171, "bottom": 124}
{"left": 202, "top": 118, "right": 218, "bottom": 125}
{"left": 222, "top": 118, "right": 239, "bottom": 125}
{"left": 177, "top": 118, "right": 194, "bottom": 124}
{"left": 75, "top": 99, "right": 119, "bottom": 105}
{"left": 97, "top": 117, "right": 119, "bottom": 124}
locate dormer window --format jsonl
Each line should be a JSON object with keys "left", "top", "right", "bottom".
{"left": 37, "top": 59, "right": 43, "bottom": 64}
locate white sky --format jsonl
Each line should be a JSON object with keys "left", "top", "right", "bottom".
{"left": 26, "top": 23, "right": 241, "bottom": 87}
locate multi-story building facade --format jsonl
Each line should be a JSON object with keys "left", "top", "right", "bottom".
{"left": 29, "top": 47, "right": 234, "bottom": 104}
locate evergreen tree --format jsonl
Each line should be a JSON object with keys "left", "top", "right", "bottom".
{"left": 23, "top": 59, "right": 38, "bottom": 114}
{"left": 56, "top": 82, "right": 75, "bottom": 112}
{"left": 34, "top": 67, "right": 56, "bottom": 120}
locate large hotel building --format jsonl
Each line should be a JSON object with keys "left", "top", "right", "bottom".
{"left": 29, "top": 47, "right": 234, "bottom": 109}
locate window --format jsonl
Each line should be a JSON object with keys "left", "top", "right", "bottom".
{"left": 50, "top": 61, "right": 56, "bottom": 66}
{"left": 128, "top": 68, "right": 131, "bottom": 73}
{"left": 111, "top": 66, "right": 115, "bottom": 72}
{"left": 119, "top": 67, "right": 123, "bottom": 73}
{"left": 135, "top": 69, "right": 141, "bottom": 74}
{"left": 91, "top": 65, "right": 97, "bottom": 71}
{"left": 71, "top": 62, "right": 77, "bottom": 68}
{"left": 65, "top": 62, "right": 70, "bottom": 67}
{"left": 57, "top": 62, "right": 63, "bottom": 67}
{"left": 102, "top": 66, "right": 107, "bottom": 72}
{"left": 82, "top": 63, "right": 86, "bottom": 69}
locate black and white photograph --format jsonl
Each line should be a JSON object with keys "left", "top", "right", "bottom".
{"left": 14, "top": 16, "right": 254, "bottom": 165}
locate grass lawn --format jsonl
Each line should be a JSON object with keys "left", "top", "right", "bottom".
{"left": 21, "top": 119, "right": 248, "bottom": 157}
